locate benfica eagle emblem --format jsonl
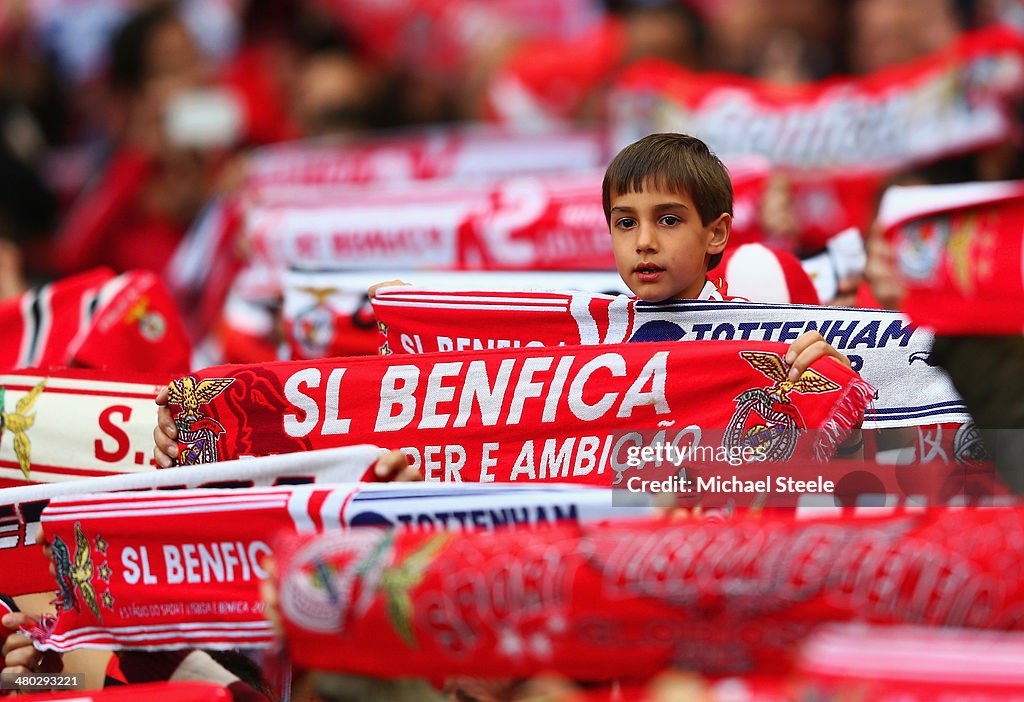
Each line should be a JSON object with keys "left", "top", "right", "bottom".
{"left": 725, "top": 351, "right": 841, "bottom": 461}
{"left": 0, "top": 379, "right": 45, "bottom": 479}
{"left": 292, "top": 287, "right": 337, "bottom": 358}
{"left": 51, "top": 522, "right": 114, "bottom": 620}
{"left": 167, "top": 376, "right": 234, "bottom": 465}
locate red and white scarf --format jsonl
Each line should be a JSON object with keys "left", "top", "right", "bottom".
{"left": 880, "top": 180, "right": 1024, "bottom": 334}
{"left": 168, "top": 340, "right": 871, "bottom": 474}
{"left": 371, "top": 287, "right": 965, "bottom": 430}
{"left": 0, "top": 268, "right": 191, "bottom": 374}
{"left": 235, "top": 159, "right": 771, "bottom": 293}
{"left": 244, "top": 125, "right": 605, "bottom": 188}
{"left": 0, "top": 368, "right": 168, "bottom": 487}
{"left": 609, "top": 26, "right": 1024, "bottom": 173}
{"left": 35, "top": 482, "right": 649, "bottom": 651}
{"left": 274, "top": 508, "right": 1024, "bottom": 679}
{"left": 0, "top": 445, "right": 382, "bottom": 596}
{"left": 796, "top": 624, "right": 1024, "bottom": 698}
{"left": 282, "top": 269, "right": 630, "bottom": 359}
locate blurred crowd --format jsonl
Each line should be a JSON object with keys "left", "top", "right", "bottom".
{"left": 0, "top": 0, "right": 1016, "bottom": 296}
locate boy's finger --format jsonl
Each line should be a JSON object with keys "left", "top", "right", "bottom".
{"left": 368, "top": 280, "right": 411, "bottom": 300}
{"left": 784, "top": 331, "right": 824, "bottom": 365}
{"left": 158, "top": 406, "right": 177, "bottom": 439}
{"left": 397, "top": 465, "right": 424, "bottom": 482}
{"left": 373, "top": 451, "right": 408, "bottom": 480}
{"left": 153, "top": 427, "right": 178, "bottom": 455}
{"left": 787, "top": 340, "right": 832, "bottom": 381}
{"left": 155, "top": 385, "right": 169, "bottom": 405}
{"left": 3, "top": 633, "right": 32, "bottom": 659}
{"left": 153, "top": 448, "right": 173, "bottom": 469}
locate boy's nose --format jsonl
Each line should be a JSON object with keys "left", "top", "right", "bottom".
{"left": 635, "top": 222, "right": 658, "bottom": 251}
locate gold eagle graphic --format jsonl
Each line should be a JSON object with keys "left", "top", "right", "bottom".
{"left": 379, "top": 535, "right": 448, "bottom": 648}
{"left": 167, "top": 377, "right": 235, "bottom": 422}
{"left": 2, "top": 379, "right": 46, "bottom": 479}
{"left": 295, "top": 287, "right": 338, "bottom": 305}
{"left": 741, "top": 351, "right": 841, "bottom": 402}
{"left": 72, "top": 522, "right": 101, "bottom": 619}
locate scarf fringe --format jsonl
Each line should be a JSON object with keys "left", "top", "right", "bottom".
{"left": 813, "top": 376, "right": 876, "bottom": 461}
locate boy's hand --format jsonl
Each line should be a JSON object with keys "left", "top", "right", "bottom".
{"left": 785, "top": 331, "right": 863, "bottom": 458}
{"left": 2, "top": 612, "right": 61, "bottom": 676}
{"left": 784, "top": 331, "right": 851, "bottom": 381}
{"left": 372, "top": 450, "right": 423, "bottom": 482}
{"left": 153, "top": 385, "right": 178, "bottom": 468}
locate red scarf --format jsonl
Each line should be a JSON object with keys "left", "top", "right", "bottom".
{"left": 0, "top": 368, "right": 168, "bottom": 487}
{"left": 169, "top": 341, "right": 871, "bottom": 474}
{"left": 0, "top": 268, "right": 190, "bottom": 374}
{"left": 609, "top": 26, "right": 1024, "bottom": 174}
{"left": 370, "top": 287, "right": 969, "bottom": 434}
{"left": 36, "top": 483, "right": 649, "bottom": 651}
{"left": 0, "top": 445, "right": 381, "bottom": 596}
{"left": 275, "top": 508, "right": 1024, "bottom": 680}
{"left": 245, "top": 126, "right": 605, "bottom": 187}
{"left": 880, "top": 180, "right": 1024, "bottom": 334}
{"left": 796, "top": 624, "right": 1024, "bottom": 698}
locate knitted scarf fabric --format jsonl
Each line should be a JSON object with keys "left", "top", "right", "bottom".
{"left": 0, "top": 445, "right": 382, "bottom": 596}
{"left": 282, "top": 270, "right": 629, "bottom": 359}
{"left": 609, "top": 26, "right": 1024, "bottom": 173}
{"left": 274, "top": 508, "right": 1024, "bottom": 680}
{"left": 372, "top": 288, "right": 965, "bottom": 430}
{"left": 880, "top": 180, "right": 1024, "bottom": 334}
{"left": 35, "top": 483, "right": 648, "bottom": 651}
{"left": 168, "top": 341, "right": 872, "bottom": 477}
{"left": 0, "top": 368, "right": 167, "bottom": 487}
{"left": 0, "top": 268, "right": 190, "bottom": 374}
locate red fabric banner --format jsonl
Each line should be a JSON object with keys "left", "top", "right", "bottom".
{"left": 609, "top": 27, "right": 1024, "bottom": 173}
{"left": 0, "top": 368, "right": 168, "bottom": 487}
{"left": 0, "top": 268, "right": 190, "bottom": 374}
{"left": 880, "top": 180, "right": 1024, "bottom": 334}
{"left": 282, "top": 271, "right": 629, "bottom": 360}
{"left": 35, "top": 483, "right": 648, "bottom": 651}
{"left": 244, "top": 126, "right": 605, "bottom": 188}
{"left": 275, "top": 508, "right": 1024, "bottom": 680}
{"left": 234, "top": 160, "right": 771, "bottom": 290}
{"left": 169, "top": 341, "right": 872, "bottom": 476}
{"left": 795, "top": 624, "right": 1024, "bottom": 699}
{"left": 370, "top": 288, "right": 967, "bottom": 432}
{"left": 0, "top": 445, "right": 382, "bottom": 597}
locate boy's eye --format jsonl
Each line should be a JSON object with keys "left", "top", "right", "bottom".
{"left": 659, "top": 215, "right": 682, "bottom": 226}
{"left": 615, "top": 217, "right": 637, "bottom": 229}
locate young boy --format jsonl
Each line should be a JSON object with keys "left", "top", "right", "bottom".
{"left": 154, "top": 133, "right": 862, "bottom": 463}
{"left": 604, "top": 133, "right": 855, "bottom": 381}
{"left": 604, "top": 133, "right": 863, "bottom": 454}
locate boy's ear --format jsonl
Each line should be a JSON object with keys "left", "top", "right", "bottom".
{"left": 707, "top": 213, "right": 731, "bottom": 255}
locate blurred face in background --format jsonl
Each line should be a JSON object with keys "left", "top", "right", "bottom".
{"left": 849, "top": 0, "right": 961, "bottom": 74}
{"left": 293, "top": 51, "right": 374, "bottom": 137}
{"left": 141, "top": 16, "right": 210, "bottom": 111}
{"left": 624, "top": 6, "right": 703, "bottom": 69}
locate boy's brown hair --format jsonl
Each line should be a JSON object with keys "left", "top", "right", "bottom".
{"left": 602, "top": 133, "right": 733, "bottom": 269}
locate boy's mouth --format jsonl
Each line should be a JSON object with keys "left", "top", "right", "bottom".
{"left": 634, "top": 263, "right": 664, "bottom": 282}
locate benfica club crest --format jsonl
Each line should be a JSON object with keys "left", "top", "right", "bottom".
{"left": 123, "top": 294, "right": 166, "bottom": 342}
{"left": 282, "top": 531, "right": 447, "bottom": 648}
{"left": 725, "top": 351, "right": 841, "bottom": 461}
{"left": 292, "top": 287, "right": 337, "bottom": 358}
{"left": 167, "top": 376, "right": 235, "bottom": 465}
{"left": 51, "top": 522, "right": 114, "bottom": 620}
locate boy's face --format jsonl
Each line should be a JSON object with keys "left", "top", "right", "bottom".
{"left": 608, "top": 183, "right": 730, "bottom": 301}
